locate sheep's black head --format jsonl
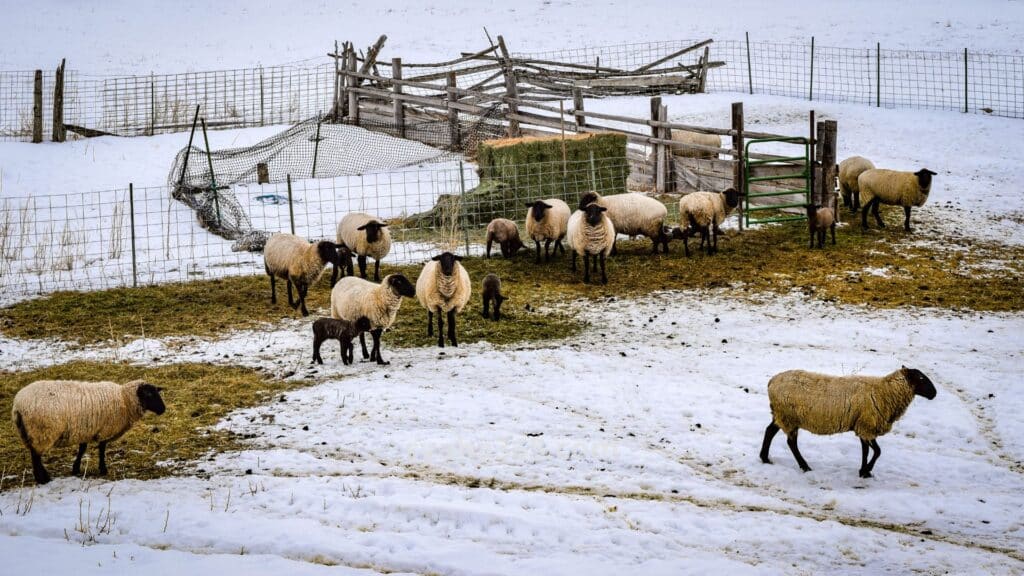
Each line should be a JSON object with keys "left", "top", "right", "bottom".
{"left": 902, "top": 366, "right": 937, "bottom": 400}
{"left": 578, "top": 191, "right": 600, "bottom": 211}
{"left": 508, "top": 236, "right": 525, "bottom": 254}
{"left": 354, "top": 316, "right": 372, "bottom": 332}
{"left": 722, "top": 187, "right": 740, "bottom": 208}
{"left": 583, "top": 203, "right": 607, "bottom": 226}
{"left": 357, "top": 220, "right": 388, "bottom": 243}
{"left": 669, "top": 226, "right": 690, "bottom": 240}
{"left": 386, "top": 273, "right": 416, "bottom": 298}
{"left": 336, "top": 242, "right": 353, "bottom": 263}
{"left": 915, "top": 169, "right": 937, "bottom": 192}
{"left": 431, "top": 251, "right": 463, "bottom": 276}
{"left": 526, "top": 201, "right": 552, "bottom": 222}
{"left": 317, "top": 241, "right": 340, "bottom": 266}
{"left": 136, "top": 383, "right": 166, "bottom": 415}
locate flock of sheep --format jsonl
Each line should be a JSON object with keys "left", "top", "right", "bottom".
{"left": 9, "top": 148, "right": 941, "bottom": 485}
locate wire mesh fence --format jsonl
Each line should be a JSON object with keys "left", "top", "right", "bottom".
{"left": 0, "top": 156, "right": 635, "bottom": 304}
{"left": 2, "top": 38, "right": 1020, "bottom": 142}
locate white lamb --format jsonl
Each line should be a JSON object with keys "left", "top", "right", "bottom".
{"left": 671, "top": 188, "right": 740, "bottom": 256}
{"left": 415, "top": 252, "right": 472, "bottom": 348}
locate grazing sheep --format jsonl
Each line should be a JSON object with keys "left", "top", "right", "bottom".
{"left": 337, "top": 212, "right": 392, "bottom": 281}
{"left": 481, "top": 273, "right": 506, "bottom": 321}
{"left": 837, "top": 156, "right": 875, "bottom": 211}
{"left": 12, "top": 379, "right": 166, "bottom": 484}
{"left": 567, "top": 203, "right": 615, "bottom": 284}
{"left": 264, "top": 233, "right": 347, "bottom": 317}
{"left": 485, "top": 218, "right": 525, "bottom": 259}
{"left": 669, "top": 130, "right": 722, "bottom": 160}
{"left": 671, "top": 188, "right": 740, "bottom": 256}
{"left": 579, "top": 191, "right": 670, "bottom": 254}
{"left": 858, "top": 168, "right": 937, "bottom": 232}
{"left": 806, "top": 203, "right": 836, "bottom": 249}
{"left": 524, "top": 198, "right": 571, "bottom": 263}
{"left": 311, "top": 316, "right": 372, "bottom": 365}
{"left": 760, "top": 366, "right": 937, "bottom": 478}
{"left": 330, "top": 274, "right": 416, "bottom": 365}
{"left": 416, "top": 252, "right": 472, "bottom": 347}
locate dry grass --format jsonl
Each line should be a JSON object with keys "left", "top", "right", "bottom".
{"left": 0, "top": 362, "right": 307, "bottom": 490}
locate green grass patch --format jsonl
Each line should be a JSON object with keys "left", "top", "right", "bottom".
{"left": 0, "top": 362, "right": 306, "bottom": 490}
{"left": 2, "top": 204, "right": 1022, "bottom": 347}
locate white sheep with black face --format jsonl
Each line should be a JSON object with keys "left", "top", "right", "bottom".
{"left": 671, "top": 188, "right": 740, "bottom": 256}
{"left": 567, "top": 203, "right": 615, "bottom": 285}
{"left": 837, "top": 155, "right": 875, "bottom": 211}
{"left": 760, "top": 366, "right": 937, "bottom": 478}
{"left": 264, "top": 233, "right": 347, "bottom": 317}
{"left": 337, "top": 212, "right": 392, "bottom": 281}
{"left": 415, "top": 252, "right": 472, "bottom": 348}
{"left": 524, "top": 198, "right": 571, "bottom": 263}
{"left": 858, "top": 168, "right": 937, "bottom": 232}
{"left": 578, "top": 191, "right": 670, "bottom": 255}
{"left": 330, "top": 273, "right": 416, "bottom": 366}
{"left": 12, "top": 379, "right": 167, "bottom": 484}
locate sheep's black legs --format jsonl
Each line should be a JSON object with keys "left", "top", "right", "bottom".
{"left": 830, "top": 223, "right": 836, "bottom": 245}
{"left": 359, "top": 332, "right": 370, "bottom": 360}
{"left": 72, "top": 443, "right": 87, "bottom": 475}
{"left": 427, "top": 310, "right": 434, "bottom": 336}
{"left": 482, "top": 296, "right": 490, "bottom": 319}
{"left": 357, "top": 255, "right": 368, "bottom": 279}
{"left": 286, "top": 279, "right": 297, "bottom": 309}
{"left": 343, "top": 341, "right": 354, "bottom": 365}
{"left": 447, "top": 309, "right": 457, "bottom": 347}
{"left": 312, "top": 335, "right": 324, "bottom": 365}
{"left": 571, "top": 251, "right": 578, "bottom": 272}
{"left": 860, "top": 439, "right": 882, "bottom": 478}
{"left": 872, "top": 199, "right": 885, "bottom": 228}
{"left": 556, "top": 239, "right": 565, "bottom": 255}
{"left": 544, "top": 239, "right": 553, "bottom": 261}
{"left": 435, "top": 307, "right": 445, "bottom": 348}
{"left": 809, "top": 228, "right": 815, "bottom": 249}
{"left": 760, "top": 422, "right": 780, "bottom": 464}
{"left": 534, "top": 240, "right": 541, "bottom": 264}
{"left": 30, "top": 449, "right": 50, "bottom": 485}
{"left": 296, "top": 282, "right": 310, "bottom": 317}
{"left": 370, "top": 328, "right": 388, "bottom": 365}
{"left": 373, "top": 260, "right": 381, "bottom": 282}
{"left": 268, "top": 273, "right": 277, "bottom": 304}
{"left": 611, "top": 241, "right": 619, "bottom": 256}
{"left": 492, "top": 299, "right": 501, "bottom": 321}
{"left": 786, "top": 430, "right": 811, "bottom": 472}
{"left": 485, "top": 236, "right": 493, "bottom": 258}
{"left": 861, "top": 201, "right": 872, "bottom": 230}
{"left": 330, "top": 264, "right": 339, "bottom": 287}
{"left": 903, "top": 206, "right": 913, "bottom": 232}
{"left": 98, "top": 441, "right": 108, "bottom": 475}
{"left": 683, "top": 231, "right": 691, "bottom": 257}
{"left": 599, "top": 252, "right": 607, "bottom": 285}
{"left": 583, "top": 251, "right": 591, "bottom": 283}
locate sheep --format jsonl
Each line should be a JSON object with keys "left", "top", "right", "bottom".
{"left": 415, "top": 252, "right": 472, "bottom": 348}
{"left": 484, "top": 218, "right": 525, "bottom": 259}
{"left": 12, "top": 379, "right": 166, "bottom": 484}
{"left": 330, "top": 273, "right": 416, "bottom": 365}
{"left": 311, "top": 316, "right": 371, "bottom": 365}
{"left": 264, "top": 233, "right": 348, "bottom": 317}
{"left": 579, "top": 191, "right": 670, "bottom": 254}
{"left": 670, "top": 188, "right": 740, "bottom": 256}
{"left": 337, "top": 212, "right": 392, "bottom": 281}
{"left": 567, "top": 203, "right": 615, "bottom": 284}
{"left": 858, "top": 168, "right": 937, "bottom": 232}
{"left": 759, "top": 366, "right": 936, "bottom": 478}
{"left": 669, "top": 130, "right": 722, "bottom": 160}
{"left": 837, "top": 156, "right": 875, "bottom": 211}
{"left": 524, "top": 198, "right": 571, "bottom": 263}
{"left": 481, "top": 273, "right": 506, "bottom": 321}
{"left": 806, "top": 203, "right": 836, "bottom": 249}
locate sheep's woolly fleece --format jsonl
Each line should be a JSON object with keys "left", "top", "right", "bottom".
{"left": 330, "top": 275, "right": 405, "bottom": 331}
{"left": 337, "top": 212, "right": 392, "bottom": 261}
{"left": 525, "top": 199, "right": 571, "bottom": 243}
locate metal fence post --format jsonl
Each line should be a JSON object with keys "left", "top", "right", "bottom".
{"left": 745, "top": 32, "right": 753, "bottom": 95}
{"left": 287, "top": 174, "right": 296, "bottom": 235}
{"left": 129, "top": 183, "right": 138, "bottom": 288}
{"left": 459, "top": 162, "right": 471, "bottom": 256}
{"left": 809, "top": 36, "right": 815, "bottom": 101}
{"left": 963, "top": 48, "right": 968, "bottom": 113}
{"left": 149, "top": 75, "right": 156, "bottom": 136}
{"left": 259, "top": 66, "right": 265, "bottom": 126}
{"left": 876, "top": 42, "right": 881, "bottom": 108}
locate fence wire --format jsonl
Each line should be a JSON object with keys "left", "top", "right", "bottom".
{"left": 0, "top": 156, "right": 637, "bottom": 304}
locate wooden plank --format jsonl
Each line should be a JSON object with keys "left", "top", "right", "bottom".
{"left": 404, "top": 63, "right": 503, "bottom": 83}
{"left": 470, "top": 53, "right": 628, "bottom": 74}
{"left": 496, "top": 35, "right": 520, "bottom": 137}
{"left": 347, "top": 52, "right": 359, "bottom": 125}
{"left": 399, "top": 45, "right": 499, "bottom": 68}
{"left": 357, "top": 35, "right": 388, "bottom": 78}
{"left": 574, "top": 74, "right": 699, "bottom": 89}
{"left": 634, "top": 39, "right": 713, "bottom": 73}
{"left": 447, "top": 71, "right": 461, "bottom": 150}
{"left": 698, "top": 46, "right": 710, "bottom": 93}
{"left": 392, "top": 58, "right": 405, "bottom": 138}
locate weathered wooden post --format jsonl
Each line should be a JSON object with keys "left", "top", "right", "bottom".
{"left": 731, "top": 102, "right": 745, "bottom": 231}
{"left": 332, "top": 40, "right": 340, "bottom": 121}
{"left": 660, "top": 103, "right": 670, "bottom": 191}
{"left": 32, "top": 70, "right": 43, "bottom": 143}
{"left": 817, "top": 119, "right": 837, "bottom": 214}
{"left": 52, "top": 59, "right": 66, "bottom": 142}
{"left": 347, "top": 47, "right": 359, "bottom": 126}
{"left": 572, "top": 87, "right": 585, "bottom": 131}
{"left": 650, "top": 96, "right": 664, "bottom": 193}
{"left": 392, "top": 57, "right": 405, "bottom": 137}
{"left": 496, "top": 35, "right": 520, "bottom": 137}
{"left": 447, "top": 71, "right": 461, "bottom": 150}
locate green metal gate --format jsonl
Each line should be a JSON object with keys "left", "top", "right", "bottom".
{"left": 743, "top": 137, "right": 812, "bottom": 226}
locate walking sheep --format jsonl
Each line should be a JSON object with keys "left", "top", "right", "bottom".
{"left": 806, "top": 203, "right": 836, "bottom": 249}
{"left": 330, "top": 274, "right": 416, "bottom": 365}
{"left": 311, "top": 316, "right": 372, "bottom": 365}
{"left": 485, "top": 218, "right": 525, "bottom": 259}
{"left": 12, "top": 379, "right": 166, "bottom": 484}
{"left": 416, "top": 252, "right": 472, "bottom": 348}
{"left": 567, "top": 202, "right": 615, "bottom": 284}
{"left": 671, "top": 188, "right": 740, "bottom": 256}
{"left": 579, "top": 191, "right": 670, "bottom": 254}
{"left": 837, "top": 156, "right": 875, "bottom": 211}
{"left": 264, "top": 233, "right": 347, "bottom": 317}
{"left": 858, "top": 168, "right": 937, "bottom": 232}
{"left": 337, "top": 212, "right": 392, "bottom": 281}
{"left": 759, "top": 366, "right": 937, "bottom": 478}
{"left": 481, "top": 273, "right": 506, "bottom": 321}
{"left": 524, "top": 198, "right": 571, "bottom": 264}
{"left": 669, "top": 130, "right": 722, "bottom": 160}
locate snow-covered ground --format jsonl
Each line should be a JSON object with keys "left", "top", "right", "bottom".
{"left": 2, "top": 292, "right": 1023, "bottom": 574}
{"left": 3, "top": 1, "right": 1024, "bottom": 573}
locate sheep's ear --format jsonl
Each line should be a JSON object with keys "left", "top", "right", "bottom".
{"left": 524, "top": 202, "right": 535, "bottom": 208}
{"left": 431, "top": 254, "right": 443, "bottom": 261}
{"left": 356, "top": 224, "right": 368, "bottom": 231}
{"left": 378, "top": 222, "right": 388, "bottom": 227}
{"left": 453, "top": 255, "right": 463, "bottom": 261}
{"left": 156, "top": 386, "right": 164, "bottom": 393}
